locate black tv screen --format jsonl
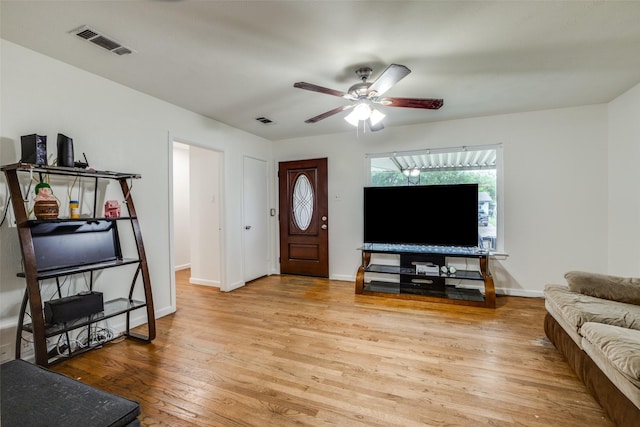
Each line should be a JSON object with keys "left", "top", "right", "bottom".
{"left": 31, "top": 220, "right": 121, "bottom": 272}
{"left": 363, "top": 184, "right": 479, "bottom": 247}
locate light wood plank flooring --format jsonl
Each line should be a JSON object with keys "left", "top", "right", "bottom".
{"left": 53, "top": 270, "right": 613, "bottom": 426}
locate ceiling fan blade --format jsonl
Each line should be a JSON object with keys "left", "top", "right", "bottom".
{"left": 304, "top": 104, "right": 355, "bottom": 123}
{"left": 368, "top": 64, "right": 411, "bottom": 96}
{"left": 367, "top": 119, "right": 384, "bottom": 132}
{"left": 294, "top": 82, "right": 349, "bottom": 98}
{"left": 380, "top": 97, "right": 444, "bottom": 109}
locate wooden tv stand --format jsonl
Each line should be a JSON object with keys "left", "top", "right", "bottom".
{"left": 355, "top": 244, "right": 496, "bottom": 308}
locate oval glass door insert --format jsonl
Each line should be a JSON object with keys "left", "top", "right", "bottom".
{"left": 292, "top": 174, "right": 313, "bottom": 231}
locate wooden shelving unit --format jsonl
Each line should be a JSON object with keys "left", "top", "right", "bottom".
{"left": 1, "top": 163, "right": 156, "bottom": 366}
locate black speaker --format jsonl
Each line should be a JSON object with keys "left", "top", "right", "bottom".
{"left": 20, "top": 134, "right": 47, "bottom": 165}
{"left": 44, "top": 292, "right": 104, "bottom": 324}
{"left": 57, "top": 133, "right": 74, "bottom": 167}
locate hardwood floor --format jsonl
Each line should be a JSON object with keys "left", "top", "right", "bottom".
{"left": 53, "top": 270, "right": 613, "bottom": 426}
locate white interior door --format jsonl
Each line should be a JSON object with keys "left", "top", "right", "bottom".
{"left": 243, "top": 156, "right": 269, "bottom": 282}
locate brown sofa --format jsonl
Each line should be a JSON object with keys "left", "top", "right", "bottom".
{"left": 544, "top": 271, "right": 640, "bottom": 426}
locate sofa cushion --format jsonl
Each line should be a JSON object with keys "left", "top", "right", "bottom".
{"left": 581, "top": 322, "right": 640, "bottom": 409}
{"left": 545, "top": 286, "right": 585, "bottom": 347}
{"left": 544, "top": 285, "right": 640, "bottom": 336}
{"left": 565, "top": 271, "right": 640, "bottom": 305}
{"left": 581, "top": 322, "right": 640, "bottom": 388}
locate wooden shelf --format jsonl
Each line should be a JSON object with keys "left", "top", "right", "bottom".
{"left": 18, "top": 258, "right": 141, "bottom": 280}
{"left": 23, "top": 298, "right": 147, "bottom": 337}
{"left": 0, "top": 162, "right": 141, "bottom": 180}
{"left": 24, "top": 217, "right": 137, "bottom": 226}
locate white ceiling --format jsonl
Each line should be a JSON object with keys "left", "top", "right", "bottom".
{"left": 2, "top": 1, "right": 640, "bottom": 141}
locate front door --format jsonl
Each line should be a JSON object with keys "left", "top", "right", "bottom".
{"left": 278, "top": 158, "right": 329, "bottom": 277}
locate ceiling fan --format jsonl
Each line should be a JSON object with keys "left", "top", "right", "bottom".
{"left": 293, "top": 64, "right": 443, "bottom": 132}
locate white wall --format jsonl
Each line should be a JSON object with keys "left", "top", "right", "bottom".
{"left": 172, "top": 143, "right": 191, "bottom": 270}
{"left": 273, "top": 104, "right": 610, "bottom": 296}
{"left": 607, "top": 82, "right": 640, "bottom": 276}
{"left": 189, "top": 145, "right": 222, "bottom": 287}
{"left": 0, "top": 40, "right": 273, "bottom": 358}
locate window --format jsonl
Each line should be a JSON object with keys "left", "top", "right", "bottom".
{"left": 367, "top": 145, "right": 502, "bottom": 251}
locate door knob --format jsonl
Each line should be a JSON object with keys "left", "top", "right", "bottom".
{"left": 245, "top": 225, "right": 252, "bottom": 230}
{"left": 321, "top": 224, "right": 327, "bottom": 230}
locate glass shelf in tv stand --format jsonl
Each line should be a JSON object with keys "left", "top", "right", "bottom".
{"left": 364, "top": 263, "right": 484, "bottom": 281}
{"left": 357, "top": 243, "right": 496, "bottom": 308}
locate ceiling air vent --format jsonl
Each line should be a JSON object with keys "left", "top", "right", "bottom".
{"left": 256, "top": 117, "right": 275, "bottom": 125}
{"left": 70, "top": 25, "right": 135, "bottom": 56}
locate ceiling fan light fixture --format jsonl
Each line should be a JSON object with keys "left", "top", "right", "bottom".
{"left": 354, "top": 103, "right": 371, "bottom": 120}
{"left": 369, "top": 108, "right": 385, "bottom": 126}
{"left": 344, "top": 109, "right": 360, "bottom": 126}
{"left": 345, "top": 102, "right": 382, "bottom": 127}
{"left": 345, "top": 103, "right": 370, "bottom": 126}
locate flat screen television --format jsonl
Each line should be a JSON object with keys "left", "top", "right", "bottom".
{"left": 31, "top": 220, "right": 121, "bottom": 272}
{"left": 363, "top": 184, "right": 479, "bottom": 247}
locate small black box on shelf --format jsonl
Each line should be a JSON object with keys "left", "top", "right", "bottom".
{"left": 20, "top": 134, "right": 47, "bottom": 165}
{"left": 44, "top": 291, "right": 104, "bottom": 324}
{"left": 56, "top": 133, "right": 74, "bottom": 167}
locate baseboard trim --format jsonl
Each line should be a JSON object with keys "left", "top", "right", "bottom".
{"left": 497, "top": 288, "right": 544, "bottom": 298}
{"left": 223, "top": 281, "right": 245, "bottom": 292}
{"left": 329, "top": 274, "right": 355, "bottom": 282}
{"left": 189, "top": 277, "right": 221, "bottom": 287}
{"left": 174, "top": 263, "right": 191, "bottom": 272}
